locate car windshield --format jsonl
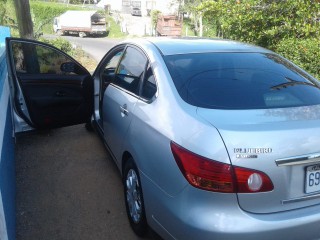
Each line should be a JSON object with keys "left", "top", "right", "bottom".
{"left": 164, "top": 52, "right": 320, "bottom": 109}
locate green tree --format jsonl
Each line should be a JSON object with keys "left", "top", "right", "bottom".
{"left": 199, "top": 0, "right": 320, "bottom": 47}
{"left": 183, "top": 0, "right": 205, "bottom": 36}
{"left": 150, "top": 9, "right": 161, "bottom": 34}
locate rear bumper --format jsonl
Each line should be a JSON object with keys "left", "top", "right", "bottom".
{"left": 143, "top": 174, "right": 320, "bottom": 240}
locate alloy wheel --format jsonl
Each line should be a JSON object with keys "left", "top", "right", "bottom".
{"left": 126, "top": 169, "right": 142, "bottom": 224}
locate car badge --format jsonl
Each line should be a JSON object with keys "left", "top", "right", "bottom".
{"left": 234, "top": 148, "right": 272, "bottom": 158}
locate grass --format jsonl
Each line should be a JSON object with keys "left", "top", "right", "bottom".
{"left": 106, "top": 15, "right": 127, "bottom": 38}
{"left": 72, "top": 46, "right": 97, "bottom": 72}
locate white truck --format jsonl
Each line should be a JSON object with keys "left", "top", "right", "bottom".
{"left": 53, "top": 11, "right": 107, "bottom": 38}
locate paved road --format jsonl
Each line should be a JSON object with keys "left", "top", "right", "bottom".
{"left": 61, "top": 36, "right": 121, "bottom": 62}
{"left": 15, "top": 37, "right": 158, "bottom": 239}
{"left": 120, "top": 14, "right": 152, "bottom": 36}
{"left": 45, "top": 34, "right": 121, "bottom": 62}
{"left": 49, "top": 14, "right": 152, "bottom": 62}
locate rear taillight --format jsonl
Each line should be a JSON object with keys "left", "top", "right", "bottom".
{"left": 170, "top": 142, "right": 273, "bottom": 193}
{"left": 233, "top": 167, "right": 273, "bottom": 193}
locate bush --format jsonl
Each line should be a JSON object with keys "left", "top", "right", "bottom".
{"left": 105, "top": 15, "right": 126, "bottom": 38}
{"left": 39, "top": 37, "right": 97, "bottom": 71}
{"left": 150, "top": 10, "right": 161, "bottom": 28}
{"left": 200, "top": 0, "right": 320, "bottom": 48}
{"left": 275, "top": 38, "right": 320, "bottom": 80}
{"left": 40, "top": 37, "right": 74, "bottom": 55}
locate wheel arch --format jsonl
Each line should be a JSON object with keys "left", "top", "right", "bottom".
{"left": 122, "top": 151, "right": 133, "bottom": 177}
{"left": 122, "top": 150, "right": 149, "bottom": 236}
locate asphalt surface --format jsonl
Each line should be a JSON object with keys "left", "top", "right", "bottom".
{"left": 15, "top": 37, "right": 158, "bottom": 239}
{"left": 61, "top": 36, "right": 120, "bottom": 62}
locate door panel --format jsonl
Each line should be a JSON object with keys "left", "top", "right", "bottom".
{"left": 18, "top": 74, "right": 92, "bottom": 128}
{"left": 6, "top": 38, "right": 93, "bottom": 130}
{"left": 101, "top": 46, "right": 147, "bottom": 161}
{"left": 103, "top": 85, "right": 138, "bottom": 161}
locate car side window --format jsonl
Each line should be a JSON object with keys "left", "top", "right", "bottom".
{"left": 11, "top": 41, "right": 86, "bottom": 75}
{"left": 114, "top": 46, "right": 147, "bottom": 95}
{"left": 103, "top": 50, "right": 124, "bottom": 71}
{"left": 141, "top": 65, "right": 157, "bottom": 100}
{"left": 100, "top": 48, "right": 124, "bottom": 90}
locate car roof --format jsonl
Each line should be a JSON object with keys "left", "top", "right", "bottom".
{"left": 124, "top": 37, "right": 273, "bottom": 56}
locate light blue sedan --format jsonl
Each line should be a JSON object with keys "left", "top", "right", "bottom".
{"left": 6, "top": 37, "right": 320, "bottom": 239}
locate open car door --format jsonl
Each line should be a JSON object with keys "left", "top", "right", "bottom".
{"left": 6, "top": 38, "right": 93, "bottom": 133}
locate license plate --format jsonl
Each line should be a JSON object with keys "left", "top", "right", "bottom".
{"left": 305, "top": 164, "right": 320, "bottom": 194}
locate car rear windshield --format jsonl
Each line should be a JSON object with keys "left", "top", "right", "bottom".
{"left": 164, "top": 52, "right": 320, "bottom": 109}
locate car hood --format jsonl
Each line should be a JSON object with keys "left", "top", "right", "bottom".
{"left": 197, "top": 105, "right": 320, "bottom": 213}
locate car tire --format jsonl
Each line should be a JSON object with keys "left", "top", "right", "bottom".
{"left": 85, "top": 121, "right": 93, "bottom": 131}
{"left": 57, "top": 30, "right": 63, "bottom": 36}
{"left": 123, "top": 159, "right": 148, "bottom": 237}
{"left": 79, "top": 32, "right": 86, "bottom": 38}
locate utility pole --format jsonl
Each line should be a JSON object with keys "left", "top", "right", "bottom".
{"left": 13, "top": 0, "right": 34, "bottom": 39}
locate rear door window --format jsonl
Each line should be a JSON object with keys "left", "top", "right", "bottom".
{"left": 164, "top": 53, "right": 320, "bottom": 109}
{"left": 114, "top": 46, "right": 147, "bottom": 95}
{"left": 140, "top": 65, "right": 157, "bottom": 100}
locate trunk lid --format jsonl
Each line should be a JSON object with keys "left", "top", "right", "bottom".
{"left": 197, "top": 105, "right": 320, "bottom": 213}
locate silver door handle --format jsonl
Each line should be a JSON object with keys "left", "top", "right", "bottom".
{"left": 120, "top": 104, "right": 129, "bottom": 116}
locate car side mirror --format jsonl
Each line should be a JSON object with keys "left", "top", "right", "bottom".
{"left": 60, "top": 62, "right": 76, "bottom": 73}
